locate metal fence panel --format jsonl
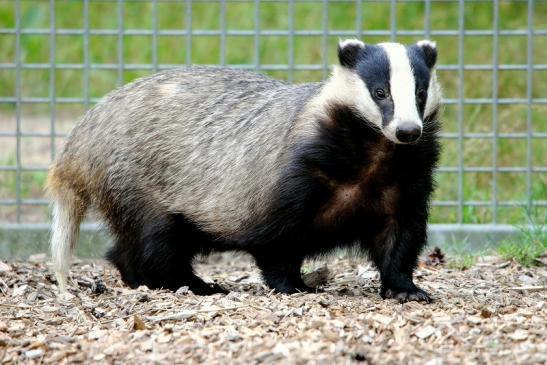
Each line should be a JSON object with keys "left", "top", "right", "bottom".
{"left": 0, "top": 0, "right": 545, "bottom": 235}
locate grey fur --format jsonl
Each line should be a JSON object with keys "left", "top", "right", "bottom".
{"left": 48, "top": 40, "right": 442, "bottom": 297}
{"left": 55, "top": 67, "right": 322, "bottom": 238}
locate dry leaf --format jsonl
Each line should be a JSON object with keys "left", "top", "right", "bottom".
{"left": 480, "top": 308, "right": 493, "bottom": 318}
{"left": 133, "top": 315, "right": 147, "bottom": 331}
{"left": 424, "top": 247, "right": 446, "bottom": 267}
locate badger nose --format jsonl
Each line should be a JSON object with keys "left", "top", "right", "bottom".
{"left": 396, "top": 122, "right": 422, "bottom": 143}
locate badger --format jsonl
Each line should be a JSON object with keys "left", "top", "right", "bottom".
{"left": 47, "top": 39, "right": 441, "bottom": 303}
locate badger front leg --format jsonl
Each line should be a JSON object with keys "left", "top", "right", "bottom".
{"left": 367, "top": 217, "right": 431, "bottom": 303}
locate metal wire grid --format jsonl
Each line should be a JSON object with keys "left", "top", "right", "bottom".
{"left": 0, "top": 0, "right": 545, "bottom": 226}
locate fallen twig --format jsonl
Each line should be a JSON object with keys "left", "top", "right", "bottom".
{"left": 507, "top": 286, "right": 546, "bottom": 292}
{"left": 147, "top": 305, "right": 249, "bottom": 322}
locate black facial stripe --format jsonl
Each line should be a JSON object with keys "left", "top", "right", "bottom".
{"left": 355, "top": 45, "right": 394, "bottom": 127}
{"left": 407, "top": 45, "right": 432, "bottom": 118}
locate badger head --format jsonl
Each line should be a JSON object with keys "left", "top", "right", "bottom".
{"left": 327, "top": 38, "right": 441, "bottom": 144}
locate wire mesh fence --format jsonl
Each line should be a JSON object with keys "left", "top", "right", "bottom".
{"left": 0, "top": 0, "right": 545, "bottom": 233}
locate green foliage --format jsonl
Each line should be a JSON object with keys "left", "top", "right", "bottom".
{"left": 0, "top": 154, "right": 48, "bottom": 199}
{"left": 444, "top": 237, "right": 478, "bottom": 270}
{"left": 446, "top": 254, "right": 476, "bottom": 271}
{"left": 498, "top": 205, "right": 546, "bottom": 266}
{"left": 444, "top": 204, "right": 546, "bottom": 269}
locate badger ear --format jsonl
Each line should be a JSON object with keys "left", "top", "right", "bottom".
{"left": 416, "top": 40, "right": 437, "bottom": 69}
{"left": 338, "top": 39, "right": 365, "bottom": 69}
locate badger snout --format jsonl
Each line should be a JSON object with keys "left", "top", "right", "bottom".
{"left": 395, "top": 122, "right": 422, "bottom": 143}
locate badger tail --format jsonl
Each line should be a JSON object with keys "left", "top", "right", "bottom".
{"left": 47, "top": 168, "right": 87, "bottom": 292}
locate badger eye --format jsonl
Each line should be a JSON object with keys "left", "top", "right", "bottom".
{"left": 374, "top": 88, "right": 387, "bottom": 100}
{"left": 416, "top": 88, "right": 427, "bottom": 101}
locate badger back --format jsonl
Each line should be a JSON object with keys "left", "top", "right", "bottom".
{"left": 56, "top": 67, "right": 322, "bottom": 238}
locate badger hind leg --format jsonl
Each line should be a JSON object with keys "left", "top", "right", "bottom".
{"left": 47, "top": 175, "right": 88, "bottom": 292}
{"left": 252, "top": 249, "right": 317, "bottom": 294}
{"left": 106, "top": 212, "right": 227, "bottom": 295}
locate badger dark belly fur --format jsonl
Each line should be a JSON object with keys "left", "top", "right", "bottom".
{"left": 107, "top": 103, "right": 440, "bottom": 300}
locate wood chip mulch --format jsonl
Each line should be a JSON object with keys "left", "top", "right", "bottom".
{"left": 0, "top": 252, "right": 546, "bottom": 364}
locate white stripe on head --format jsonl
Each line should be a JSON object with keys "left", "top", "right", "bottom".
{"left": 379, "top": 43, "right": 422, "bottom": 139}
{"left": 308, "top": 65, "right": 382, "bottom": 127}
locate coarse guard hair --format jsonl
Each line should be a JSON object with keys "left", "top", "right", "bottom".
{"left": 48, "top": 38, "right": 442, "bottom": 302}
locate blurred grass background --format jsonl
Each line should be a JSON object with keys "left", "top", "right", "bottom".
{"left": 0, "top": 0, "right": 545, "bottom": 225}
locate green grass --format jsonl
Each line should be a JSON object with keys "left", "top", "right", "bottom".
{"left": 443, "top": 205, "right": 545, "bottom": 269}
{"left": 0, "top": 154, "right": 48, "bottom": 200}
{"left": 444, "top": 237, "right": 481, "bottom": 270}
{"left": 0, "top": 0, "right": 545, "bottom": 224}
{"left": 0, "top": 153, "right": 50, "bottom": 223}
{"left": 446, "top": 254, "right": 476, "bottom": 271}
{"left": 498, "top": 205, "right": 546, "bottom": 266}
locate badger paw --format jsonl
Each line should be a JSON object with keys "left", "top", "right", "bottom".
{"left": 186, "top": 282, "right": 229, "bottom": 296}
{"left": 274, "top": 283, "right": 322, "bottom": 294}
{"left": 381, "top": 287, "right": 432, "bottom": 304}
{"left": 295, "top": 285, "right": 323, "bottom": 294}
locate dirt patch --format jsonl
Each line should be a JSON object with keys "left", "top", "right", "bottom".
{"left": 0, "top": 253, "right": 546, "bottom": 364}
